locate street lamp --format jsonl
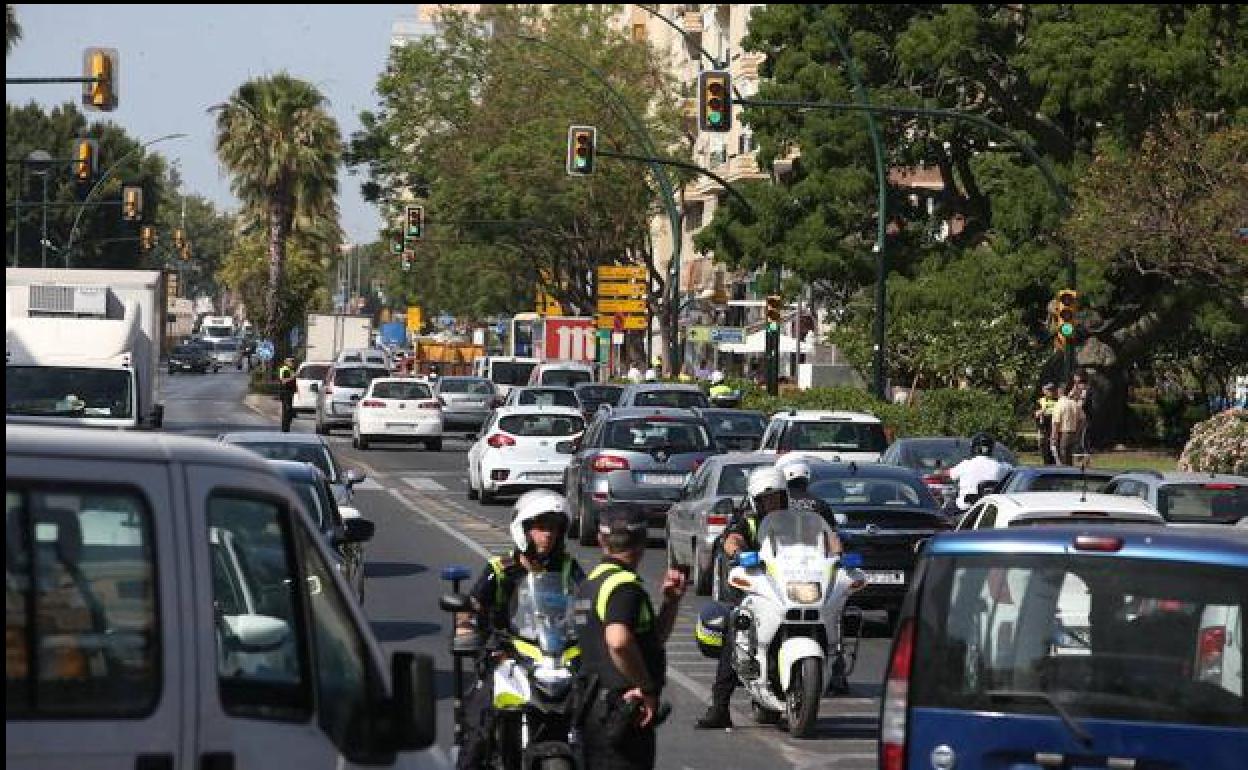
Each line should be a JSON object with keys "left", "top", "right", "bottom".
{"left": 25, "top": 150, "right": 55, "bottom": 268}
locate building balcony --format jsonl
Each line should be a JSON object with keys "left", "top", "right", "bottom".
{"left": 679, "top": 11, "right": 704, "bottom": 34}
{"left": 730, "top": 51, "right": 762, "bottom": 81}
{"left": 719, "top": 152, "right": 767, "bottom": 184}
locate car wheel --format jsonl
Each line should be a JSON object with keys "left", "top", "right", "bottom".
{"left": 426, "top": 438, "right": 442, "bottom": 451}
{"left": 578, "top": 501, "right": 597, "bottom": 547}
{"left": 315, "top": 416, "right": 329, "bottom": 435}
{"left": 357, "top": 433, "right": 369, "bottom": 451}
{"left": 480, "top": 484, "right": 495, "bottom": 505}
{"left": 467, "top": 478, "right": 479, "bottom": 500}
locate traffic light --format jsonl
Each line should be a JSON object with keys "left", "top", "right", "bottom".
{"left": 698, "top": 70, "right": 732, "bottom": 133}
{"left": 405, "top": 205, "right": 424, "bottom": 241}
{"left": 1054, "top": 289, "right": 1078, "bottom": 348}
{"left": 82, "top": 48, "right": 119, "bottom": 111}
{"left": 121, "top": 185, "right": 143, "bottom": 222}
{"left": 765, "top": 294, "right": 782, "bottom": 330}
{"left": 401, "top": 252, "right": 413, "bottom": 272}
{"left": 140, "top": 225, "right": 155, "bottom": 253}
{"left": 172, "top": 228, "right": 186, "bottom": 250}
{"left": 73, "top": 138, "right": 98, "bottom": 184}
{"left": 566, "top": 126, "right": 596, "bottom": 176}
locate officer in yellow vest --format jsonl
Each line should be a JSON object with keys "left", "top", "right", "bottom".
{"left": 1034, "top": 382, "right": 1059, "bottom": 465}
{"left": 708, "top": 370, "right": 733, "bottom": 398}
{"left": 575, "top": 506, "right": 687, "bottom": 769}
{"left": 453, "top": 491, "right": 585, "bottom": 770}
{"left": 277, "top": 357, "right": 297, "bottom": 432}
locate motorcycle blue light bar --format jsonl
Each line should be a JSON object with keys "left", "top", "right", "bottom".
{"left": 738, "top": 551, "right": 760, "bottom": 568}
{"left": 441, "top": 565, "right": 473, "bottom": 582}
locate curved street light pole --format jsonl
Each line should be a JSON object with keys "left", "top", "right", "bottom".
{"left": 65, "top": 132, "right": 189, "bottom": 266}
{"left": 515, "top": 34, "right": 685, "bottom": 373}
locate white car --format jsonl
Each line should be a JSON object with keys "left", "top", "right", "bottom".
{"left": 337, "top": 347, "right": 392, "bottom": 371}
{"left": 351, "top": 377, "right": 443, "bottom": 451}
{"left": 757, "top": 410, "right": 889, "bottom": 464}
{"left": 467, "top": 406, "right": 585, "bottom": 504}
{"left": 292, "top": 360, "right": 331, "bottom": 414}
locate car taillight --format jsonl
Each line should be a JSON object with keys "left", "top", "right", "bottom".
{"left": 592, "top": 455, "right": 631, "bottom": 473}
{"left": 1204, "top": 483, "right": 1238, "bottom": 490}
{"left": 418, "top": 401, "right": 441, "bottom": 410}
{"left": 1197, "top": 626, "right": 1226, "bottom": 681}
{"left": 707, "top": 514, "right": 728, "bottom": 527}
{"left": 1073, "top": 534, "right": 1123, "bottom": 552}
{"left": 487, "top": 433, "right": 516, "bottom": 448}
{"left": 921, "top": 472, "right": 949, "bottom": 486}
{"left": 880, "top": 616, "right": 915, "bottom": 770}
{"left": 360, "top": 399, "right": 385, "bottom": 408}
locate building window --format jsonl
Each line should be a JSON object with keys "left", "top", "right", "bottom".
{"left": 685, "top": 202, "right": 705, "bottom": 231}
{"left": 738, "top": 132, "right": 756, "bottom": 155}
{"left": 632, "top": 23, "right": 646, "bottom": 43}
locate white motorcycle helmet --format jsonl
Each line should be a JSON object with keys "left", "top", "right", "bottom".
{"left": 777, "top": 457, "right": 813, "bottom": 487}
{"left": 710, "top": 370, "right": 725, "bottom": 385}
{"left": 747, "top": 466, "right": 789, "bottom": 512}
{"left": 509, "top": 490, "right": 570, "bottom": 557}
{"left": 643, "top": 368, "right": 658, "bottom": 382}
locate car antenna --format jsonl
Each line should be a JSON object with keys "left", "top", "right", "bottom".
{"left": 1078, "top": 454, "right": 1091, "bottom": 502}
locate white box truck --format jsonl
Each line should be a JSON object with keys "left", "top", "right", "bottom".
{"left": 6, "top": 267, "right": 166, "bottom": 429}
{"left": 305, "top": 313, "right": 372, "bottom": 362}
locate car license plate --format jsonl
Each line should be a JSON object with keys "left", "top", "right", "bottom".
{"left": 639, "top": 473, "right": 686, "bottom": 486}
{"left": 863, "top": 570, "right": 906, "bottom": 585}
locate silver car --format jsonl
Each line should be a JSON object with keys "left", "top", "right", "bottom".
{"left": 211, "top": 338, "right": 243, "bottom": 370}
{"left": 562, "top": 407, "right": 718, "bottom": 546}
{"left": 503, "top": 386, "right": 582, "bottom": 410}
{"left": 665, "top": 453, "right": 773, "bottom": 595}
{"left": 434, "top": 376, "right": 498, "bottom": 432}
{"left": 313, "top": 363, "right": 390, "bottom": 434}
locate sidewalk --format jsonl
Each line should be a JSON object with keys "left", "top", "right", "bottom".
{"left": 243, "top": 392, "right": 282, "bottom": 423}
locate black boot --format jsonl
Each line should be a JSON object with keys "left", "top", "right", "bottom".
{"left": 695, "top": 703, "right": 733, "bottom": 729}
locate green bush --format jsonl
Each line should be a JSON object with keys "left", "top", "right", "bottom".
{"left": 248, "top": 367, "right": 282, "bottom": 396}
{"left": 1178, "top": 409, "right": 1247, "bottom": 475}
{"left": 741, "top": 385, "right": 1019, "bottom": 449}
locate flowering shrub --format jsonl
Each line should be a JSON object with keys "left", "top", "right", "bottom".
{"left": 1178, "top": 409, "right": 1248, "bottom": 475}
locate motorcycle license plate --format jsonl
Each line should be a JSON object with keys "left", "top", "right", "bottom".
{"left": 864, "top": 570, "right": 906, "bottom": 585}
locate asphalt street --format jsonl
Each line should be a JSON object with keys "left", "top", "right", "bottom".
{"left": 163, "top": 369, "right": 888, "bottom": 769}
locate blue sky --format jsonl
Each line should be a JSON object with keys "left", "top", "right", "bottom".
{"left": 6, "top": 4, "right": 414, "bottom": 244}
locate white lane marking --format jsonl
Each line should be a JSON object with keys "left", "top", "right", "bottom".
{"left": 352, "top": 478, "right": 385, "bottom": 491}
{"left": 404, "top": 477, "right": 449, "bottom": 492}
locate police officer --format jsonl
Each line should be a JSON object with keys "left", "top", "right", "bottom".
{"left": 695, "top": 466, "right": 789, "bottom": 729}
{"left": 277, "top": 356, "right": 297, "bottom": 432}
{"left": 576, "top": 506, "right": 687, "bottom": 770}
{"left": 454, "top": 491, "right": 585, "bottom": 769}
{"left": 1034, "top": 383, "right": 1059, "bottom": 465}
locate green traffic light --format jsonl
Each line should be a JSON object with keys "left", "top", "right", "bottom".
{"left": 708, "top": 111, "right": 723, "bottom": 125}
{"left": 1059, "top": 322, "right": 1074, "bottom": 338}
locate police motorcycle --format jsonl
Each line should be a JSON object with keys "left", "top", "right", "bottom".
{"left": 696, "top": 508, "right": 866, "bottom": 738}
{"left": 441, "top": 567, "right": 581, "bottom": 770}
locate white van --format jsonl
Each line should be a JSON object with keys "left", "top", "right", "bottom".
{"left": 473, "top": 355, "right": 540, "bottom": 400}
{"left": 6, "top": 424, "right": 438, "bottom": 768}
{"left": 527, "top": 360, "right": 595, "bottom": 388}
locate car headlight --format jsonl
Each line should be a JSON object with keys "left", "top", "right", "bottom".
{"left": 786, "top": 581, "right": 822, "bottom": 604}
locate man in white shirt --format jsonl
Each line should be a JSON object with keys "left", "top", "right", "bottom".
{"left": 949, "top": 432, "right": 1013, "bottom": 511}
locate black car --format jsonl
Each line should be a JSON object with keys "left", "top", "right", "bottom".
{"left": 168, "top": 342, "right": 214, "bottom": 374}
{"left": 807, "top": 461, "right": 951, "bottom": 626}
{"left": 880, "top": 436, "right": 1019, "bottom": 507}
{"left": 693, "top": 407, "right": 768, "bottom": 451}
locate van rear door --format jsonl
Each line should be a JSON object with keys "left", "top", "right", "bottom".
{"left": 900, "top": 550, "right": 1246, "bottom": 770}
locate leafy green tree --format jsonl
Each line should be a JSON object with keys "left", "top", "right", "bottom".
{"left": 6, "top": 4, "right": 20, "bottom": 56}
{"left": 6, "top": 101, "right": 170, "bottom": 269}
{"left": 218, "top": 232, "right": 331, "bottom": 352}
{"left": 349, "top": 5, "right": 684, "bottom": 352}
{"left": 211, "top": 74, "right": 343, "bottom": 347}
{"left": 697, "top": 4, "right": 1246, "bottom": 441}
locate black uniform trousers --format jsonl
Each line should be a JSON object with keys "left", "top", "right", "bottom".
{"left": 456, "top": 671, "right": 494, "bottom": 770}
{"left": 582, "top": 693, "right": 657, "bottom": 770}
{"left": 280, "top": 392, "right": 295, "bottom": 432}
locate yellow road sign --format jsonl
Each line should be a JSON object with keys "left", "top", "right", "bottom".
{"left": 597, "top": 314, "right": 648, "bottom": 330}
{"left": 598, "top": 281, "right": 648, "bottom": 298}
{"left": 406, "top": 306, "right": 424, "bottom": 334}
{"left": 598, "top": 265, "right": 647, "bottom": 281}
{"left": 596, "top": 298, "right": 647, "bottom": 314}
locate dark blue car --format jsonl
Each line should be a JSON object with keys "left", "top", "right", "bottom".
{"left": 881, "top": 525, "right": 1247, "bottom": 770}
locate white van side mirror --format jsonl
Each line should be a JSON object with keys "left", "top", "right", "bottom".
{"left": 224, "top": 614, "right": 290, "bottom": 652}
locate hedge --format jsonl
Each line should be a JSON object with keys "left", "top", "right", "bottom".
{"left": 739, "top": 382, "right": 1019, "bottom": 449}
{"left": 248, "top": 367, "right": 283, "bottom": 396}
{"left": 1178, "top": 409, "right": 1247, "bottom": 475}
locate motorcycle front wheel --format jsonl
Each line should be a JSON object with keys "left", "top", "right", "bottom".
{"left": 786, "top": 657, "right": 822, "bottom": 739}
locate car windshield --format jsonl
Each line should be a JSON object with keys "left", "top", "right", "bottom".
{"left": 498, "top": 414, "right": 584, "bottom": 437}
{"left": 576, "top": 385, "right": 623, "bottom": 410}
{"left": 633, "top": 389, "right": 710, "bottom": 409}
{"left": 902, "top": 440, "right": 1017, "bottom": 470}
{"left": 490, "top": 361, "right": 538, "bottom": 386}
{"left": 717, "top": 463, "right": 773, "bottom": 496}
{"left": 233, "top": 442, "right": 336, "bottom": 483}
{"left": 173, "top": 345, "right": 200, "bottom": 356}
{"left": 297, "top": 364, "right": 329, "bottom": 381}
{"left": 1019, "top": 473, "right": 1114, "bottom": 493}
{"left": 202, "top": 325, "right": 232, "bottom": 338}
{"left": 541, "top": 369, "right": 592, "bottom": 387}
{"left": 6, "top": 366, "right": 134, "bottom": 419}
{"left": 913, "top": 553, "right": 1245, "bottom": 728}
{"left": 809, "top": 477, "right": 930, "bottom": 508}
{"left": 708, "top": 413, "right": 766, "bottom": 436}
{"left": 1158, "top": 483, "right": 1248, "bottom": 524}
{"left": 371, "top": 381, "right": 432, "bottom": 400}
{"left": 788, "top": 421, "right": 888, "bottom": 453}
{"left": 440, "top": 378, "right": 494, "bottom": 395}
{"left": 518, "top": 390, "right": 579, "bottom": 408}
{"left": 333, "top": 367, "right": 388, "bottom": 388}
{"left": 605, "top": 418, "right": 711, "bottom": 452}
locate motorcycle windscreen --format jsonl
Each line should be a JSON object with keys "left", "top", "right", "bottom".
{"left": 756, "top": 508, "right": 838, "bottom": 560}
{"left": 511, "top": 572, "right": 576, "bottom": 656}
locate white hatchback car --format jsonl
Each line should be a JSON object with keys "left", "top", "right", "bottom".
{"left": 757, "top": 410, "right": 889, "bottom": 464}
{"left": 292, "top": 360, "right": 332, "bottom": 415}
{"left": 467, "top": 406, "right": 585, "bottom": 503}
{"left": 351, "top": 377, "right": 444, "bottom": 451}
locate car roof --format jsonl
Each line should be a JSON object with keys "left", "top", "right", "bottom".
{"left": 978, "top": 491, "right": 1163, "bottom": 516}
{"left": 605, "top": 406, "right": 704, "bottom": 420}
{"left": 807, "top": 461, "right": 925, "bottom": 480}
{"left": 369, "top": 377, "right": 431, "bottom": 386}
{"left": 624, "top": 383, "right": 704, "bottom": 392}
{"left": 266, "top": 459, "right": 328, "bottom": 483}
{"left": 536, "top": 361, "right": 594, "bottom": 370}
{"left": 493, "top": 405, "right": 585, "bottom": 417}
{"left": 1111, "top": 470, "right": 1248, "bottom": 485}
{"left": 297, "top": 360, "right": 332, "bottom": 367}
{"left": 706, "top": 452, "right": 773, "bottom": 466}
{"left": 9, "top": 424, "right": 277, "bottom": 473}
{"left": 513, "top": 385, "right": 578, "bottom": 392}
{"left": 927, "top": 523, "right": 1248, "bottom": 567}
{"left": 575, "top": 382, "right": 622, "bottom": 390}
{"left": 218, "top": 430, "right": 329, "bottom": 447}
{"left": 771, "top": 410, "right": 881, "bottom": 423}
{"left": 1009, "top": 465, "right": 1117, "bottom": 478}
{"left": 694, "top": 408, "right": 766, "bottom": 418}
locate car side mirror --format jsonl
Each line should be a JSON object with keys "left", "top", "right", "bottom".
{"left": 223, "top": 613, "right": 290, "bottom": 653}
{"left": 309, "top": 383, "right": 319, "bottom": 392}
{"left": 964, "top": 493, "right": 981, "bottom": 506}
{"left": 439, "top": 593, "right": 471, "bottom": 613}
{"left": 712, "top": 497, "right": 736, "bottom": 516}
{"left": 388, "top": 651, "right": 436, "bottom": 750}
{"left": 344, "top": 469, "right": 366, "bottom": 487}
{"left": 339, "top": 516, "right": 375, "bottom": 544}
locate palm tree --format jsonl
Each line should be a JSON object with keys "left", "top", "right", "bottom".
{"left": 6, "top": 5, "right": 21, "bottom": 56}
{"left": 211, "top": 74, "right": 341, "bottom": 350}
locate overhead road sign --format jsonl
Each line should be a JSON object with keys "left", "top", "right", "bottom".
{"left": 598, "top": 265, "right": 647, "bottom": 282}
{"left": 596, "top": 314, "right": 648, "bottom": 331}
{"left": 598, "top": 281, "right": 648, "bottom": 298}
{"left": 596, "top": 298, "right": 647, "bottom": 314}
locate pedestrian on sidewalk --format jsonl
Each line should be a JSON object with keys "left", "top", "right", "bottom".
{"left": 1051, "top": 381, "right": 1086, "bottom": 465}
